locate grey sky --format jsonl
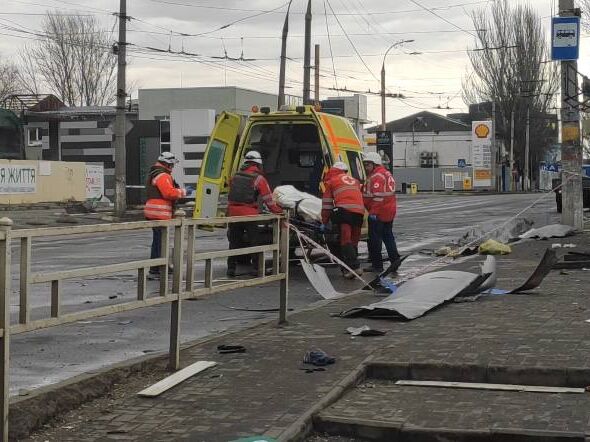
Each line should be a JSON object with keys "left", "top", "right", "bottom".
{"left": 1, "top": 0, "right": 586, "bottom": 124}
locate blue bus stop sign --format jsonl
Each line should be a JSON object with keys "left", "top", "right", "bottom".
{"left": 552, "top": 16, "right": 580, "bottom": 61}
{"left": 457, "top": 159, "right": 466, "bottom": 168}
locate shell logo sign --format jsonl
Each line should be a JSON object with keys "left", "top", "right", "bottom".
{"left": 474, "top": 123, "right": 490, "bottom": 139}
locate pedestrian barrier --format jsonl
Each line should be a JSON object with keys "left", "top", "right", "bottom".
{"left": 0, "top": 213, "right": 289, "bottom": 440}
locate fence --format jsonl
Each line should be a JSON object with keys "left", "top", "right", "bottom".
{"left": 0, "top": 213, "right": 289, "bottom": 440}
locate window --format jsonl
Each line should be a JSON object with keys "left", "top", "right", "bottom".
{"left": 184, "top": 152, "right": 205, "bottom": 161}
{"left": 27, "top": 127, "right": 42, "bottom": 146}
{"left": 183, "top": 136, "right": 209, "bottom": 145}
{"left": 346, "top": 151, "right": 363, "bottom": 181}
{"left": 160, "top": 120, "right": 170, "bottom": 143}
{"left": 202, "top": 139, "right": 226, "bottom": 179}
{"left": 184, "top": 168, "right": 200, "bottom": 176}
{"left": 68, "top": 128, "right": 81, "bottom": 136}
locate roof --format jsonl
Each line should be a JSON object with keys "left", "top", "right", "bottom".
{"left": 1, "top": 94, "right": 64, "bottom": 113}
{"left": 368, "top": 111, "right": 470, "bottom": 133}
{"left": 26, "top": 106, "right": 137, "bottom": 119}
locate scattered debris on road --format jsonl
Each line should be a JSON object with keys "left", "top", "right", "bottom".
{"left": 520, "top": 224, "right": 575, "bottom": 240}
{"left": 346, "top": 325, "right": 386, "bottom": 337}
{"left": 478, "top": 239, "right": 512, "bottom": 255}
{"left": 137, "top": 361, "right": 216, "bottom": 397}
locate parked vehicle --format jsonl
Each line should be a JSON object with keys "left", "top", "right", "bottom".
{"left": 193, "top": 105, "right": 366, "bottom": 219}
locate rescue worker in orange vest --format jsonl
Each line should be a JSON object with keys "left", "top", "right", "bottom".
{"left": 226, "top": 151, "right": 282, "bottom": 277}
{"left": 320, "top": 161, "right": 365, "bottom": 279}
{"left": 362, "top": 152, "right": 401, "bottom": 273}
{"left": 144, "top": 152, "right": 186, "bottom": 278}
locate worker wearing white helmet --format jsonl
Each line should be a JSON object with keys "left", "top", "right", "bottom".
{"left": 144, "top": 152, "right": 186, "bottom": 278}
{"left": 226, "top": 150, "right": 282, "bottom": 277}
{"left": 362, "top": 151, "right": 401, "bottom": 273}
{"left": 321, "top": 160, "right": 365, "bottom": 278}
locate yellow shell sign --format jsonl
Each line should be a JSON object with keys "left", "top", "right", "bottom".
{"left": 474, "top": 123, "right": 490, "bottom": 139}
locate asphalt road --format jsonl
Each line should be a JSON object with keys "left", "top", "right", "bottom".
{"left": 8, "top": 192, "right": 559, "bottom": 395}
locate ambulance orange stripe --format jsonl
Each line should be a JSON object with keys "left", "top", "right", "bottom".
{"left": 319, "top": 114, "right": 340, "bottom": 156}
{"left": 335, "top": 137, "right": 361, "bottom": 147}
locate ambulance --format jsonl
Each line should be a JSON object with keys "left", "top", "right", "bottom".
{"left": 193, "top": 105, "right": 366, "bottom": 219}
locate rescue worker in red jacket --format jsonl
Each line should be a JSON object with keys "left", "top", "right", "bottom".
{"left": 226, "top": 151, "right": 282, "bottom": 277}
{"left": 320, "top": 161, "right": 365, "bottom": 278}
{"left": 362, "top": 151, "right": 401, "bottom": 273}
{"left": 144, "top": 152, "right": 186, "bottom": 278}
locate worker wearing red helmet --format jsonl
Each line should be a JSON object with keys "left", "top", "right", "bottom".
{"left": 226, "top": 151, "right": 282, "bottom": 277}
{"left": 362, "top": 151, "right": 401, "bottom": 273}
{"left": 320, "top": 161, "right": 365, "bottom": 278}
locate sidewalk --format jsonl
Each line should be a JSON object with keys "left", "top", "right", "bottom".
{"left": 23, "top": 229, "right": 590, "bottom": 442}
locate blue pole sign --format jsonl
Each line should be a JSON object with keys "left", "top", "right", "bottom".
{"left": 552, "top": 16, "right": 580, "bottom": 61}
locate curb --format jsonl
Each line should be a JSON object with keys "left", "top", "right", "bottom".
{"left": 313, "top": 415, "right": 586, "bottom": 442}
{"left": 278, "top": 356, "right": 371, "bottom": 442}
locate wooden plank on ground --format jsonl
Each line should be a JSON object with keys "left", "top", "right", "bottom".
{"left": 137, "top": 361, "right": 217, "bottom": 397}
{"left": 395, "top": 380, "right": 585, "bottom": 394}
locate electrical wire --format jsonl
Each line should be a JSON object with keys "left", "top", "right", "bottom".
{"left": 408, "top": 0, "right": 476, "bottom": 37}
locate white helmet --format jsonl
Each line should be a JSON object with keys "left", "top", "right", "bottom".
{"left": 244, "top": 150, "right": 263, "bottom": 165}
{"left": 332, "top": 161, "right": 348, "bottom": 171}
{"left": 158, "top": 151, "right": 179, "bottom": 165}
{"left": 362, "top": 151, "right": 382, "bottom": 165}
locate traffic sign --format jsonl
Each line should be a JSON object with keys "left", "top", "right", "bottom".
{"left": 457, "top": 159, "right": 466, "bottom": 168}
{"left": 552, "top": 16, "right": 580, "bottom": 61}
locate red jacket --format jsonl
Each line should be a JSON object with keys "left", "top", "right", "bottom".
{"left": 363, "top": 165, "right": 397, "bottom": 222}
{"left": 321, "top": 167, "right": 365, "bottom": 224}
{"left": 144, "top": 162, "right": 186, "bottom": 220}
{"left": 227, "top": 164, "right": 282, "bottom": 216}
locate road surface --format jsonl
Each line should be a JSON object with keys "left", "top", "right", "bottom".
{"left": 8, "top": 193, "right": 559, "bottom": 394}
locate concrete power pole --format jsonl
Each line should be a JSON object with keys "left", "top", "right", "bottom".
{"left": 491, "top": 101, "right": 499, "bottom": 191}
{"left": 277, "top": 0, "right": 293, "bottom": 109}
{"left": 510, "top": 109, "right": 515, "bottom": 191}
{"left": 303, "top": 0, "right": 312, "bottom": 105}
{"left": 525, "top": 105, "right": 530, "bottom": 191}
{"left": 114, "top": 0, "right": 127, "bottom": 217}
{"left": 381, "top": 67, "right": 386, "bottom": 131}
{"left": 560, "top": 0, "right": 584, "bottom": 229}
{"left": 314, "top": 44, "right": 320, "bottom": 105}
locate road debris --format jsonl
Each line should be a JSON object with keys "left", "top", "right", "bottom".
{"left": 217, "top": 345, "right": 246, "bottom": 354}
{"left": 137, "top": 361, "right": 216, "bottom": 397}
{"left": 520, "top": 224, "right": 575, "bottom": 240}
{"left": 346, "top": 325, "right": 386, "bottom": 336}
{"left": 303, "top": 349, "right": 335, "bottom": 366}
{"left": 478, "top": 239, "right": 512, "bottom": 255}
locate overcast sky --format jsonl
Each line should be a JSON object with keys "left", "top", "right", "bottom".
{"left": 1, "top": 0, "right": 588, "bottom": 124}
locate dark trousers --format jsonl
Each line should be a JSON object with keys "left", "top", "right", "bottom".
{"left": 368, "top": 218, "right": 400, "bottom": 271}
{"left": 150, "top": 227, "right": 162, "bottom": 274}
{"left": 227, "top": 221, "right": 260, "bottom": 271}
{"left": 332, "top": 209, "right": 363, "bottom": 270}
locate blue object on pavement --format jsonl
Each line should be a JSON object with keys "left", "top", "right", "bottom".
{"left": 482, "top": 288, "right": 510, "bottom": 296}
{"left": 303, "top": 350, "right": 336, "bottom": 366}
{"left": 379, "top": 278, "right": 398, "bottom": 294}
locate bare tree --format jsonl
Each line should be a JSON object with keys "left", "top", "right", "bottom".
{"left": 463, "top": 0, "right": 559, "bottom": 178}
{"left": 19, "top": 12, "right": 117, "bottom": 106}
{"left": 580, "top": 0, "right": 590, "bottom": 32}
{"left": 0, "top": 56, "right": 20, "bottom": 103}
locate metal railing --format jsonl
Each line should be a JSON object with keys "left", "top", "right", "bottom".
{"left": 0, "top": 213, "right": 289, "bottom": 440}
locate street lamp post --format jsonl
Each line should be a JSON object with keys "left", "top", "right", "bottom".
{"left": 381, "top": 40, "right": 414, "bottom": 131}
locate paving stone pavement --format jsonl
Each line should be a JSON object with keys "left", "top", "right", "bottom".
{"left": 24, "top": 232, "right": 590, "bottom": 442}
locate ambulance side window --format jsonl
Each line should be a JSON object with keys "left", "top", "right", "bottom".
{"left": 203, "top": 139, "right": 226, "bottom": 179}
{"left": 346, "top": 151, "right": 362, "bottom": 181}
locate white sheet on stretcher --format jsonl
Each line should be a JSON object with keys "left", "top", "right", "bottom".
{"left": 273, "top": 185, "right": 322, "bottom": 222}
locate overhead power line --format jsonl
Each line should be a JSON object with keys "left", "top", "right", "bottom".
{"left": 408, "top": 0, "right": 476, "bottom": 37}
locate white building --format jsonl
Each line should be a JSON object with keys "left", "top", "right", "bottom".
{"left": 169, "top": 109, "right": 216, "bottom": 197}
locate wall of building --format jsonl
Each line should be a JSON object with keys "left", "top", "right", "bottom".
{"left": 0, "top": 160, "right": 86, "bottom": 204}
{"left": 391, "top": 131, "right": 472, "bottom": 168}
{"left": 234, "top": 89, "right": 279, "bottom": 115}
{"left": 170, "top": 109, "right": 216, "bottom": 194}
{"left": 392, "top": 167, "right": 474, "bottom": 192}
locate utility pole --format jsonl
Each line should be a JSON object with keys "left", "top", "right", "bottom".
{"left": 381, "top": 66, "right": 386, "bottom": 131}
{"left": 510, "top": 109, "right": 515, "bottom": 191}
{"left": 525, "top": 105, "right": 530, "bottom": 191}
{"left": 314, "top": 44, "right": 320, "bottom": 105}
{"left": 278, "top": 0, "right": 293, "bottom": 109}
{"left": 491, "top": 101, "right": 499, "bottom": 191}
{"left": 303, "top": 0, "right": 312, "bottom": 105}
{"left": 559, "top": 0, "right": 583, "bottom": 228}
{"left": 114, "top": 0, "right": 127, "bottom": 217}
